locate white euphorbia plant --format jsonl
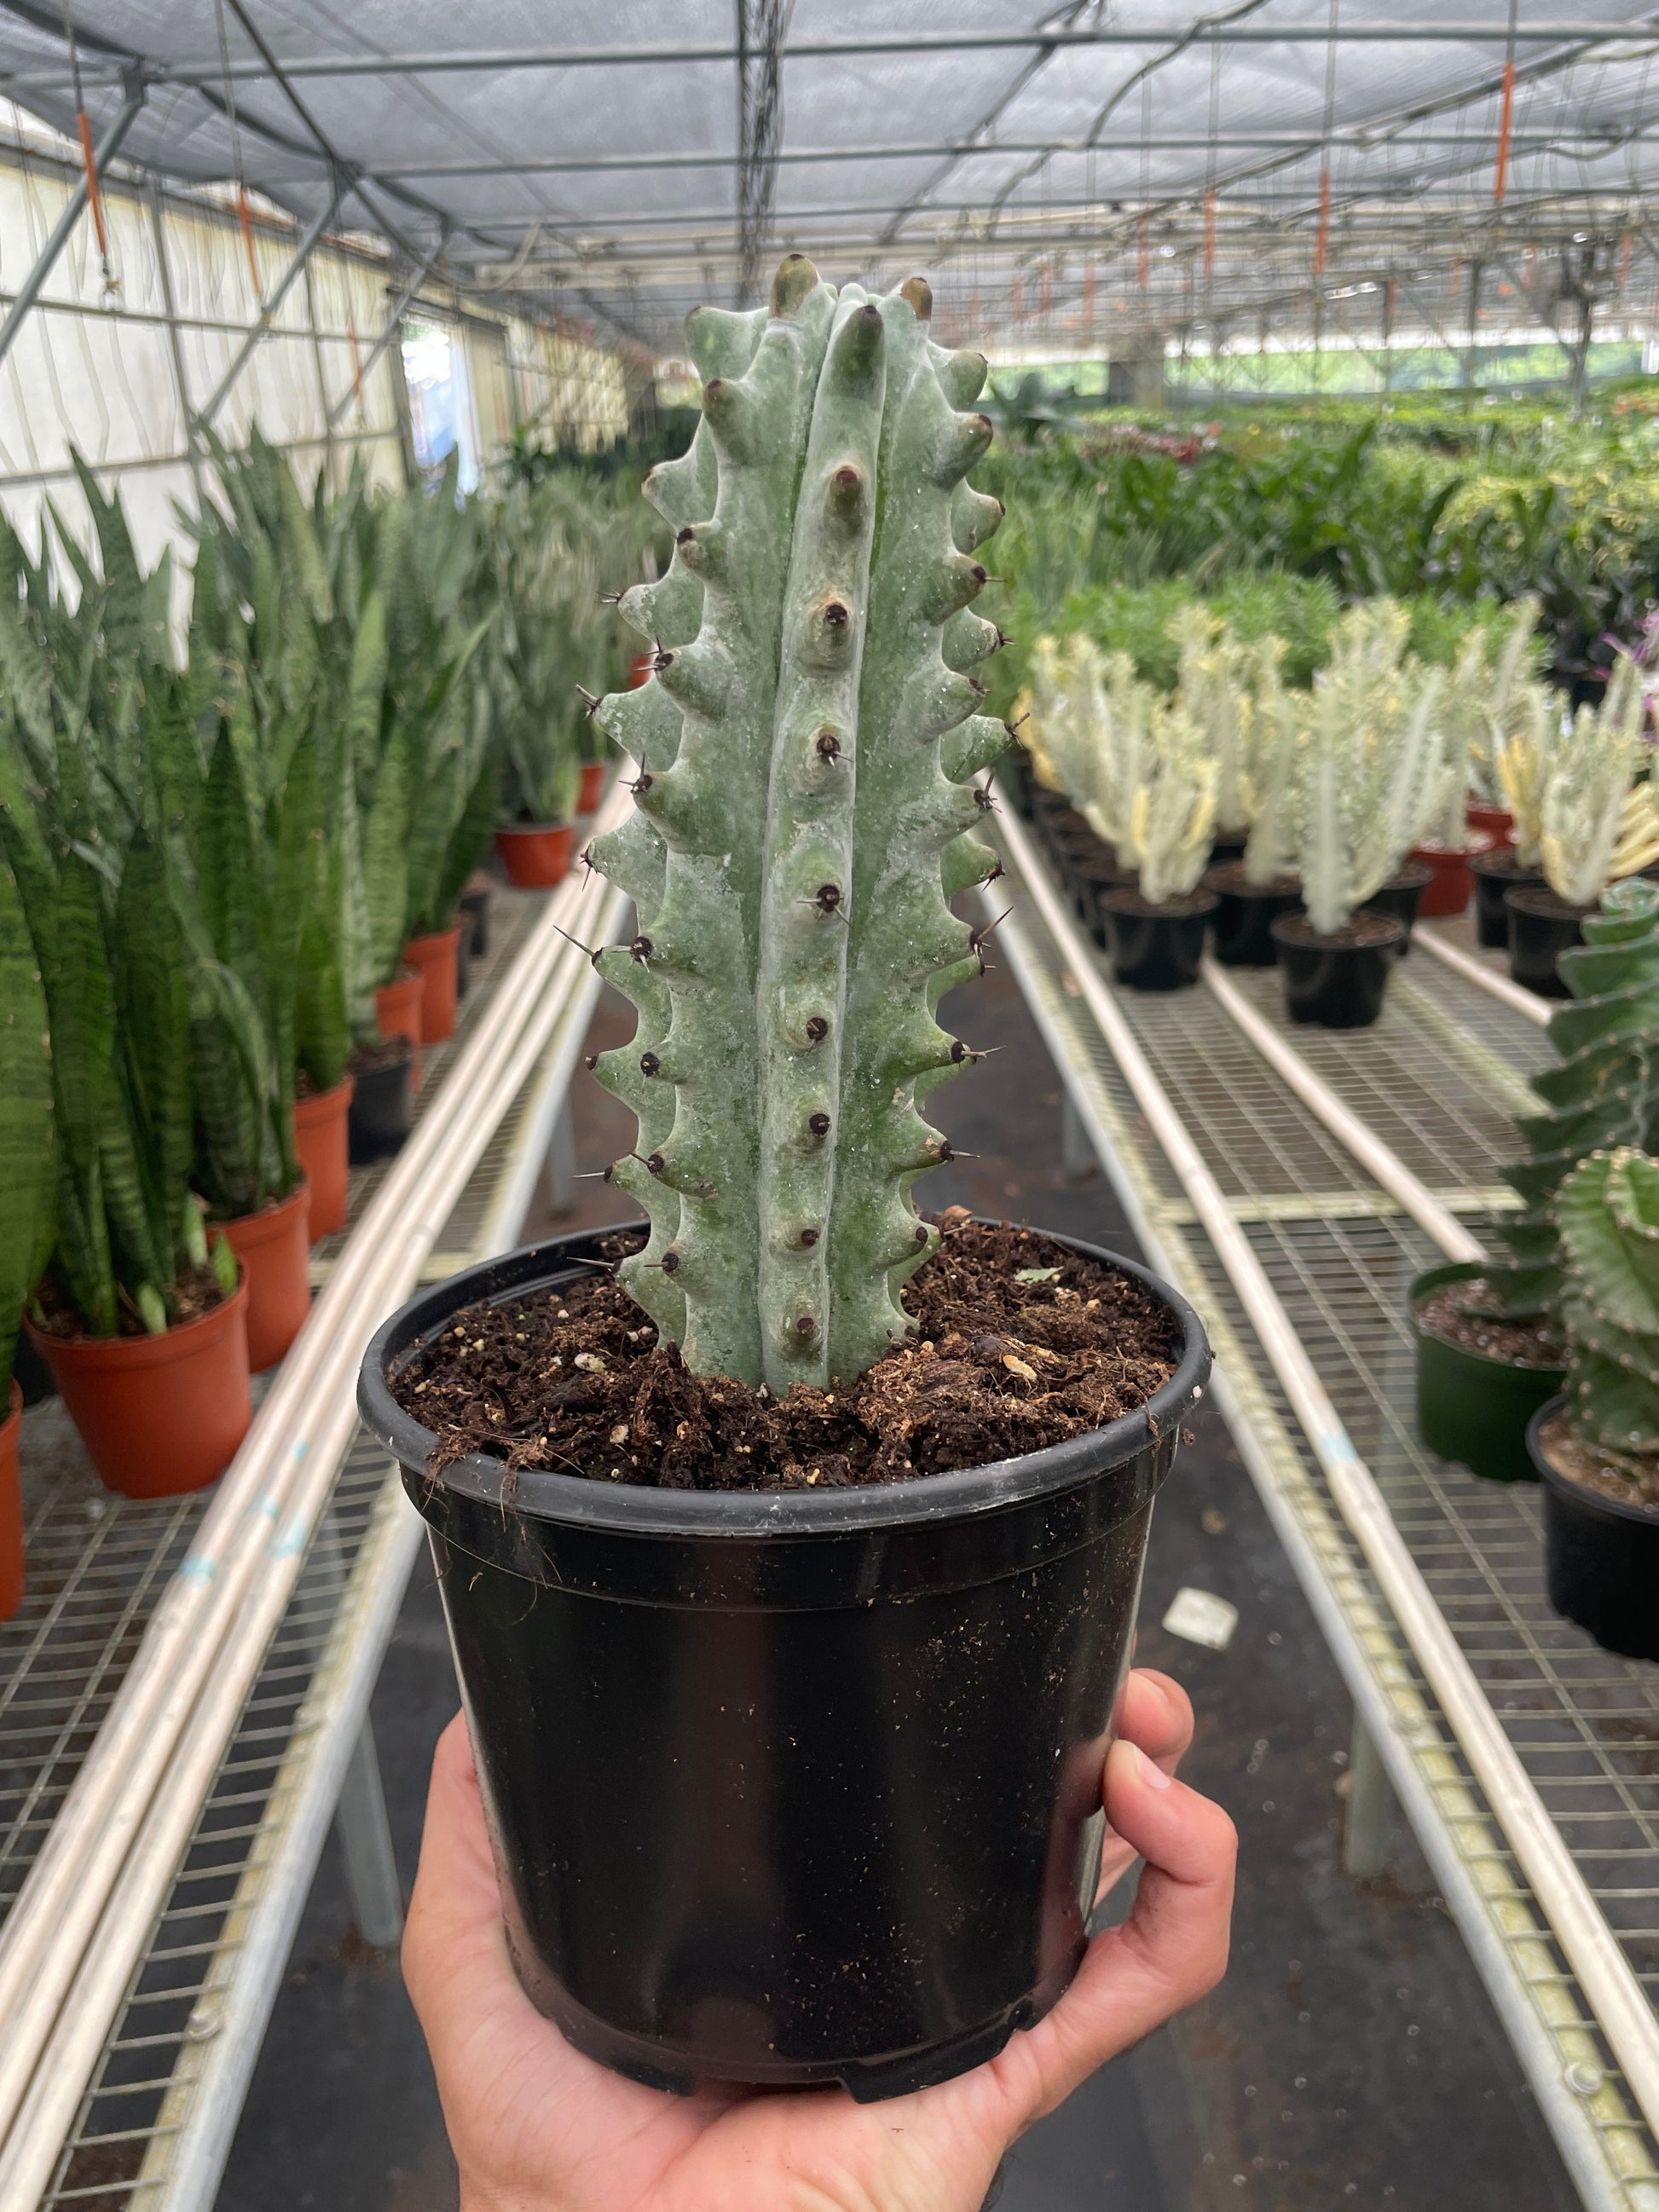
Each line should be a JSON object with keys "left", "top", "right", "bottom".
{"left": 1298, "top": 661, "right": 1446, "bottom": 938}
{"left": 1538, "top": 655, "right": 1659, "bottom": 905}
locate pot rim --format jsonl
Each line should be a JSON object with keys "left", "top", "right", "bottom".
{"left": 357, "top": 1222, "right": 1211, "bottom": 1540}
{"left": 1098, "top": 886, "right": 1219, "bottom": 920}
{"left": 25, "top": 1272, "right": 249, "bottom": 1370}
{"left": 294, "top": 1071, "right": 356, "bottom": 1120}
{"left": 1, "top": 1378, "right": 20, "bottom": 1442}
{"left": 1528, "top": 1395, "right": 1659, "bottom": 1528}
{"left": 1269, "top": 910, "right": 1405, "bottom": 950}
{"left": 404, "top": 922, "right": 463, "bottom": 953}
{"left": 1469, "top": 848, "right": 1544, "bottom": 882}
{"left": 1503, "top": 883, "right": 1593, "bottom": 921}
{"left": 496, "top": 818, "right": 575, "bottom": 838}
{"left": 1407, "top": 1261, "right": 1566, "bottom": 1377}
{"left": 220, "top": 1174, "right": 311, "bottom": 1245}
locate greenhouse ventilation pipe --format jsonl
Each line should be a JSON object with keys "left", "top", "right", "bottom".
{"left": 0, "top": 83, "right": 142, "bottom": 368}
{"left": 0, "top": 795, "right": 630, "bottom": 2192}
{"left": 1198, "top": 956, "right": 1487, "bottom": 1266}
{"left": 1413, "top": 925, "right": 1552, "bottom": 1026}
{"left": 994, "top": 800, "right": 1659, "bottom": 2144}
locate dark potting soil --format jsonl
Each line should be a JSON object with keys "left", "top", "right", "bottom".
{"left": 1274, "top": 910, "right": 1401, "bottom": 950}
{"left": 390, "top": 1210, "right": 1181, "bottom": 1493}
{"left": 31, "top": 1259, "right": 230, "bottom": 1342}
{"left": 1204, "top": 860, "right": 1300, "bottom": 897}
{"left": 1417, "top": 1280, "right": 1566, "bottom": 1368}
{"left": 1506, "top": 885, "right": 1593, "bottom": 924}
{"left": 347, "top": 1037, "right": 413, "bottom": 1077}
{"left": 1097, "top": 886, "right": 1217, "bottom": 919}
{"left": 1537, "top": 1409, "right": 1659, "bottom": 1513}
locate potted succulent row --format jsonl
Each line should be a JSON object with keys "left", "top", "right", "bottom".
{"left": 0, "top": 853, "right": 51, "bottom": 1615}
{"left": 1206, "top": 636, "right": 1304, "bottom": 965}
{"left": 1410, "top": 877, "right": 1659, "bottom": 1487}
{"left": 360, "top": 259, "right": 1210, "bottom": 2101}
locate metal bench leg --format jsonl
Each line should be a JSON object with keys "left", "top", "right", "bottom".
{"left": 336, "top": 1718, "right": 404, "bottom": 1949}
{"left": 1342, "top": 1712, "right": 1396, "bottom": 1881}
{"left": 546, "top": 1101, "right": 577, "bottom": 1216}
{"left": 1061, "top": 1091, "right": 1097, "bottom": 1181}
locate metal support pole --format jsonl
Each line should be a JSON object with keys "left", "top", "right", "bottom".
{"left": 301, "top": 253, "right": 336, "bottom": 488}
{"left": 333, "top": 1718, "right": 403, "bottom": 1950}
{"left": 195, "top": 179, "right": 347, "bottom": 432}
{"left": 327, "top": 242, "right": 447, "bottom": 430}
{"left": 545, "top": 1101, "right": 577, "bottom": 1215}
{"left": 0, "top": 84, "right": 145, "bottom": 370}
{"left": 147, "top": 175, "right": 205, "bottom": 508}
{"left": 1061, "top": 1091, "right": 1097, "bottom": 1181}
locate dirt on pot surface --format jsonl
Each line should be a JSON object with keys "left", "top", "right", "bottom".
{"left": 347, "top": 1037, "right": 413, "bottom": 1077}
{"left": 390, "top": 1210, "right": 1182, "bottom": 1493}
{"left": 1274, "top": 910, "right": 1401, "bottom": 950}
{"left": 1204, "top": 861, "right": 1300, "bottom": 897}
{"left": 1537, "top": 1409, "right": 1659, "bottom": 1513}
{"left": 1097, "top": 886, "right": 1218, "bottom": 919}
{"left": 1506, "top": 886, "right": 1593, "bottom": 923}
{"left": 1416, "top": 1279, "right": 1566, "bottom": 1368}
{"left": 31, "top": 1260, "right": 230, "bottom": 1342}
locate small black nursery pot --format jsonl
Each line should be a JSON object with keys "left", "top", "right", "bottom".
{"left": 1505, "top": 885, "right": 1589, "bottom": 999}
{"left": 1529, "top": 1399, "right": 1659, "bottom": 1662}
{"left": 1271, "top": 910, "right": 1403, "bottom": 1028}
{"left": 1471, "top": 848, "right": 1544, "bottom": 949}
{"left": 1362, "top": 859, "right": 1434, "bottom": 956}
{"left": 347, "top": 1046, "right": 414, "bottom": 1163}
{"left": 1098, "top": 887, "right": 1218, "bottom": 990}
{"left": 358, "top": 1227, "right": 1211, "bottom": 2105}
{"left": 1205, "top": 863, "right": 1302, "bottom": 967}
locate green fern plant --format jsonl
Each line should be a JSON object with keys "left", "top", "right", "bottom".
{"left": 1553, "top": 1146, "right": 1659, "bottom": 1502}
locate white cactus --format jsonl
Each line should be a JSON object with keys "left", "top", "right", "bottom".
{"left": 1539, "top": 654, "right": 1657, "bottom": 905}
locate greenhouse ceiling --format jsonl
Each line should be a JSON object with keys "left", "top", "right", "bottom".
{"left": 3, "top": 1, "right": 1659, "bottom": 361}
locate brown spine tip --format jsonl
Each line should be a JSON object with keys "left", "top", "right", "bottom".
{"left": 915, "top": 1222, "right": 930, "bottom": 1245}
{"left": 814, "top": 727, "right": 842, "bottom": 762}
{"left": 950, "top": 1038, "right": 967, "bottom": 1063}
{"left": 822, "top": 599, "right": 849, "bottom": 629}
{"left": 805, "top": 1014, "right": 829, "bottom": 1042}
{"left": 794, "top": 1313, "right": 818, "bottom": 1338}
{"left": 808, "top": 1112, "right": 831, "bottom": 1136}
{"left": 630, "top": 934, "right": 653, "bottom": 962}
{"left": 639, "top": 1051, "right": 660, "bottom": 1077}
{"left": 583, "top": 1053, "right": 598, "bottom": 1071}
{"left": 800, "top": 1227, "right": 820, "bottom": 1247}
{"left": 645, "top": 1152, "right": 666, "bottom": 1177}
{"left": 660, "top": 1247, "right": 679, "bottom": 1273}
{"left": 900, "top": 274, "right": 934, "bottom": 321}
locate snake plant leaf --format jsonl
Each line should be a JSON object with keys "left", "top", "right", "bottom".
{"left": 0, "top": 855, "right": 53, "bottom": 1399}
{"left": 344, "top": 586, "right": 389, "bottom": 787}
{"left": 49, "top": 852, "right": 120, "bottom": 1336}
{"left": 361, "top": 726, "right": 411, "bottom": 990}
{"left": 114, "top": 832, "right": 193, "bottom": 1263}
{"left": 0, "top": 585, "right": 60, "bottom": 787}
{"left": 68, "top": 454, "right": 151, "bottom": 668}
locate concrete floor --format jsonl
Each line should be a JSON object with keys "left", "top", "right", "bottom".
{"left": 217, "top": 956, "right": 1583, "bottom": 2212}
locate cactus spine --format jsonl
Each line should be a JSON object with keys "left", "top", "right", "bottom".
{"left": 587, "top": 259, "right": 1006, "bottom": 1392}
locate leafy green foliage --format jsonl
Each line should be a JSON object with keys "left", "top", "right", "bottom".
{"left": 0, "top": 855, "right": 52, "bottom": 1395}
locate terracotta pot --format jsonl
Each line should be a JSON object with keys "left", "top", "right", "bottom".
{"left": 293, "top": 1077, "right": 354, "bottom": 1241}
{"left": 627, "top": 650, "right": 654, "bottom": 690}
{"left": 404, "top": 924, "right": 463, "bottom": 1045}
{"left": 496, "top": 823, "right": 575, "bottom": 890}
{"left": 221, "top": 1178, "right": 314, "bottom": 1372}
{"left": 1408, "top": 835, "right": 1494, "bottom": 919}
{"left": 376, "top": 966, "right": 424, "bottom": 1089}
{"left": 578, "top": 761, "right": 607, "bottom": 813}
{"left": 1, "top": 1381, "right": 21, "bottom": 1621}
{"left": 1466, "top": 800, "right": 1513, "bottom": 853}
{"left": 26, "top": 1279, "right": 252, "bottom": 1499}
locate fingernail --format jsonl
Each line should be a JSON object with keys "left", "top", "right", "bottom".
{"left": 1136, "top": 1743, "right": 1173, "bottom": 1791}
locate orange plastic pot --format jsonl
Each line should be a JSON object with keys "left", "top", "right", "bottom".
{"left": 578, "top": 760, "right": 607, "bottom": 814}
{"left": 376, "top": 966, "right": 424, "bottom": 1089}
{"left": 405, "top": 925, "right": 462, "bottom": 1044}
{"left": 293, "top": 1077, "right": 354, "bottom": 1240}
{"left": 25, "top": 1279, "right": 252, "bottom": 1499}
{"left": 1, "top": 1382, "right": 21, "bottom": 1620}
{"left": 495, "top": 823, "right": 575, "bottom": 890}
{"left": 1466, "top": 800, "right": 1513, "bottom": 853}
{"left": 1408, "top": 834, "right": 1494, "bottom": 918}
{"left": 222, "top": 1179, "right": 313, "bottom": 1371}
{"left": 626, "top": 650, "right": 654, "bottom": 690}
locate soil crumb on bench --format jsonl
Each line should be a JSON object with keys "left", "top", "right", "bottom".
{"left": 390, "top": 1210, "right": 1181, "bottom": 1493}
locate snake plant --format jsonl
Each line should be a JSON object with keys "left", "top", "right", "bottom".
{"left": 586, "top": 258, "right": 1007, "bottom": 1392}
{"left": 0, "top": 854, "right": 52, "bottom": 1394}
{"left": 1553, "top": 1146, "right": 1659, "bottom": 1502}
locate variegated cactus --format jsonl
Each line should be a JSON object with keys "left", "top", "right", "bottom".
{"left": 1538, "top": 656, "right": 1659, "bottom": 905}
{"left": 1554, "top": 1145, "right": 1659, "bottom": 1499}
{"left": 584, "top": 259, "right": 1008, "bottom": 1392}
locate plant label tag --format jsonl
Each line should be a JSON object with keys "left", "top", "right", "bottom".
{"left": 1161, "top": 1585, "right": 1238, "bottom": 1652}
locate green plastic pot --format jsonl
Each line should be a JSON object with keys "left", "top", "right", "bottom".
{"left": 1408, "top": 1262, "right": 1564, "bottom": 1483}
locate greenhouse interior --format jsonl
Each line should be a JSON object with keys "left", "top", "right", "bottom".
{"left": 5, "top": 4, "right": 1659, "bottom": 2209}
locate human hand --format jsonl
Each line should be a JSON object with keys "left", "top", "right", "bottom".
{"left": 402, "top": 1668, "right": 1235, "bottom": 2212}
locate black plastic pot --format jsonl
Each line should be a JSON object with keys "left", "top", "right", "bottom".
{"left": 455, "top": 923, "right": 473, "bottom": 1002}
{"left": 460, "top": 882, "right": 492, "bottom": 959}
{"left": 1205, "top": 868, "right": 1302, "bottom": 967}
{"left": 1529, "top": 1398, "right": 1659, "bottom": 1661}
{"left": 1098, "top": 888, "right": 1217, "bottom": 990}
{"left": 1361, "top": 860, "right": 1434, "bottom": 956}
{"left": 1504, "top": 885, "right": 1588, "bottom": 999}
{"left": 1207, "top": 830, "right": 1247, "bottom": 866}
{"left": 357, "top": 1226, "right": 1211, "bottom": 2103}
{"left": 1270, "top": 912, "right": 1403, "bottom": 1028}
{"left": 347, "top": 1048, "right": 414, "bottom": 1163}
{"left": 1072, "top": 850, "right": 1136, "bottom": 944}
{"left": 1471, "top": 849, "right": 1543, "bottom": 949}
{"left": 1408, "top": 1263, "right": 1564, "bottom": 1483}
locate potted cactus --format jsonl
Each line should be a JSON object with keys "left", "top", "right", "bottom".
{"left": 1528, "top": 1146, "right": 1659, "bottom": 1660}
{"left": 359, "top": 260, "right": 1209, "bottom": 2104}
{"left": 1506, "top": 656, "right": 1659, "bottom": 996}
{"left": 1410, "top": 876, "right": 1659, "bottom": 1480}
{"left": 1271, "top": 618, "right": 1442, "bottom": 1025}
{"left": 0, "top": 854, "right": 51, "bottom": 1617}
{"left": 1206, "top": 636, "right": 1305, "bottom": 965}
{"left": 1465, "top": 601, "right": 1551, "bottom": 941}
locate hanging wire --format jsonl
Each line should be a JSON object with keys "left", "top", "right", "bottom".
{"left": 1313, "top": 0, "right": 1338, "bottom": 282}
{"left": 58, "top": 0, "right": 116, "bottom": 295}
{"left": 212, "top": 0, "right": 263, "bottom": 307}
